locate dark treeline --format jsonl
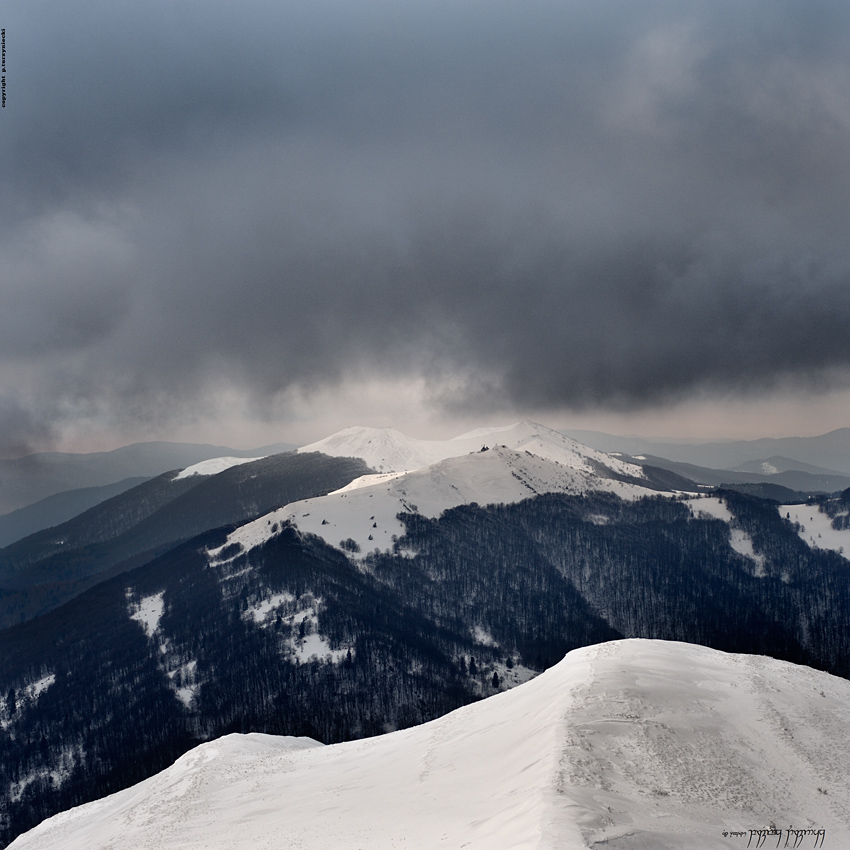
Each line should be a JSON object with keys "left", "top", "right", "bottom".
{"left": 376, "top": 492, "right": 849, "bottom": 674}
{"left": 1, "top": 489, "right": 849, "bottom": 846}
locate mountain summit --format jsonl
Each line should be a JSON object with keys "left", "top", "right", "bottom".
{"left": 299, "top": 420, "right": 644, "bottom": 475}
{"left": 261, "top": 421, "right": 653, "bottom": 557}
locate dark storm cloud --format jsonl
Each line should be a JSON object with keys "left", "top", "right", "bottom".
{"left": 3, "top": 0, "right": 850, "bottom": 446}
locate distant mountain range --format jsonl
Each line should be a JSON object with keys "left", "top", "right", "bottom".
{"left": 1, "top": 421, "right": 849, "bottom": 847}
{"left": 0, "top": 453, "right": 369, "bottom": 628}
{"left": 0, "top": 478, "right": 152, "bottom": 550}
{"left": 0, "top": 440, "right": 298, "bottom": 516}
{"left": 12, "top": 639, "right": 849, "bottom": 849}
{"left": 620, "top": 454, "right": 850, "bottom": 501}
{"left": 563, "top": 426, "right": 850, "bottom": 474}
{"left": 4, "top": 427, "right": 849, "bottom": 551}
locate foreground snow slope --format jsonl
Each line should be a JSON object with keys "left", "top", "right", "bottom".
{"left": 14, "top": 640, "right": 850, "bottom": 849}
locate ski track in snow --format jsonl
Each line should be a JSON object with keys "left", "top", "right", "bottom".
{"left": 13, "top": 640, "right": 850, "bottom": 850}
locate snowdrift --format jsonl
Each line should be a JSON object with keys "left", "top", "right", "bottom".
{"left": 12, "top": 639, "right": 850, "bottom": 849}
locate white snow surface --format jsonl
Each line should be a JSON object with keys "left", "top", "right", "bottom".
{"left": 1, "top": 674, "right": 56, "bottom": 731}
{"left": 128, "top": 591, "right": 164, "bottom": 638}
{"left": 173, "top": 456, "right": 265, "bottom": 480}
{"left": 243, "top": 591, "right": 296, "bottom": 624}
{"left": 687, "top": 496, "right": 766, "bottom": 570}
{"left": 213, "top": 433, "right": 651, "bottom": 562}
{"left": 298, "top": 420, "right": 642, "bottom": 477}
{"left": 784, "top": 504, "right": 850, "bottom": 561}
{"left": 14, "top": 639, "right": 849, "bottom": 850}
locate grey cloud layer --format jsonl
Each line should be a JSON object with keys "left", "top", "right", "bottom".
{"left": 3, "top": 0, "right": 850, "bottom": 449}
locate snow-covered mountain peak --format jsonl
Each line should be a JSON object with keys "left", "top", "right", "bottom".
{"left": 448, "top": 421, "right": 523, "bottom": 440}
{"left": 16, "top": 639, "right": 849, "bottom": 849}
{"left": 208, "top": 422, "right": 654, "bottom": 564}
{"left": 297, "top": 420, "right": 644, "bottom": 479}
{"left": 212, "top": 442, "right": 651, "bottom": 563}
{"left": 297, "top": 425, "right": 449, "bottom": 473}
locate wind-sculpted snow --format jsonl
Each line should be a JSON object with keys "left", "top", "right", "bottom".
{"left": 13, "top": 640, "right": 849, "bottom": 849}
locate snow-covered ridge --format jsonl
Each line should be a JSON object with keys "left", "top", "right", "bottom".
{"left": 207, "top": 443, "right": 652, "bottom": 563}
{"left": 215, "top": 422, "right": 650, "bottom": 562}
{"left": 15, "top": 639, "right": 850, "bottom": 849}
{"left": 287, "top": 445, "right": 653, "bottom": 558}
{"left": 297, "top": 420, "right": 642, "bottom": 477}
{"left": 173, "top": 456, "right": 266, "bottom": 480}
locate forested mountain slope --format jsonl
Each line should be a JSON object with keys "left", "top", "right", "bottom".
{"left": 0, "top": 478, "right": 152, "bottom": 550}
{"left": 0, "top": 441, "right": 297, "bottom": 515}
{"left": 0, "top": 453, "right": 370, "bottom": 628}
{"left": 2, "top": 488, "right": 849, "bottom": 847}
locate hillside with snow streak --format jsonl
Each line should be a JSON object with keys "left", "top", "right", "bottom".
{"left": 13, "top": 639, "right": 849, "bottom": 849}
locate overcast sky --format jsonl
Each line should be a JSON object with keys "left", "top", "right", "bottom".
{"left": 2, "top": 0, "right": 850, "bottom": 453}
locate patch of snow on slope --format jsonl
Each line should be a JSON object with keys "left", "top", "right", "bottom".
{"left": 237, "top": 591, "right": 350, "bottom": 664}
{"left": 166, "top": 661, "right": 199, "bottom": 709}
{"left": 1, "top": 674, "right": 57, "bottom": 731}
{"left": 689, "top": 495, "right": 733, "bottom": 523}
{"left": 173, "top": 456, "right": 265, "bottom": 480}
{"left": 784, "top": 504, "right": 850, "bottom": 561}
{"left": 688, "top": 496, "right": 765, "bottom": 571}
{"left": 283, "top": 600, "right": 350, "bottom": 664}
{"left": 15, "top": 640, "right": 850, "bottom": 850}
{"left": 127, "top": 590, "right": 203, "bottom": 707}
{"left": 127, "top": 591, "right": 164, "bottom": 637}
{"left": 729, "top": 528, "right": 767, "bottom": 575}
{"left": 295, "top": 633, "right": 348, "bottom": 664}
{"left": 472, "top": 626, "right": 497, "bottom": 646}
{"left": 243, "top": 592, "right": 296, "bottom": 624}
{"left": 8, "top": 744, "right": 84, "bottom": 805}
{"left": 26, "top": 673, "right": 56, "bottom": 700}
